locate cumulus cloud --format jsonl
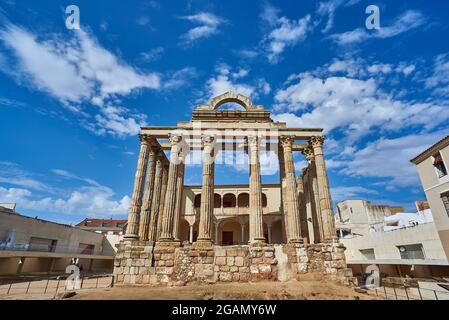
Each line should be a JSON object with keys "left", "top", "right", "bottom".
{"left": 179, "top": 12, "right": 225, "bottom": 44}
{"left": 0, "top": 166, "right": 130, "bottom": 217}
{"left": 330, "top": 10, "right": 426, "bottom": 45}
{"left": 260, "top": 3, "right": 312, "bottom": 63}
{"left": 316, "top": 0, "right": 360, "bottom": 33}
{"left": 204, "top": 64, "right": 271, "bottom": 100}
{"left": 425, "top": 54, "right": 449, "bottom": 97}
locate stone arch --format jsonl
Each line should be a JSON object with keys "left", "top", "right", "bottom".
{"left": 222, "top": 193, "right": 237, "bottom": 208}
{"left": 237, "top": 193, "right": 249, "bottom": 207}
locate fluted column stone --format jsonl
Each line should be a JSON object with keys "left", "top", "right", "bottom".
{"left": 173, "top": 155, "right": 186, "bottom": 241}
{"left": 248, "top": 136, "right": 265, "bottom": 244}
{"left": 309, "top": 136, "right": 335, "bottom": 242}
{"left": 148, "top": 153, "right": 164, "bottom": 242}
{"left": 125, "top": 134, "right": 151, "bottom": 239}
{"left": 159, "top": 135, "right": 184, "bottom": 241}
{"left": 197, "top": 135, "right": 216, "bottom": 243}
{"left": 156, "top": 164, "right": 169, "bottom": 240}
{"left": 280, "top": 136, "right": 302, "bottom": 243}
{"left": 138, "top": 145, "right": 158, "bottom": 240}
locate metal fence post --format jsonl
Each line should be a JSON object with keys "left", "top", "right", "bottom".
{"left": 405, "top": 287, "right": 410, "bottom": 300}
{"left": 26, "top": 281, "right": 32, "bottom": 294}
{"left": 393, "top": 285, "right": 398, "bottom": 300}
{"left": 434, "top": 290, "right": 439, "bottom": 301}
{"left": 44, "top": 279, "right": 49, "bottom": 294}
{"left": 7, "top": 280, "right": 13, "bottom": 295}
{"left": 384, "top": 286, "right": 388, "bottom": 299}
{"left": 418, "top": 287, "right": 423, "bottom": 300}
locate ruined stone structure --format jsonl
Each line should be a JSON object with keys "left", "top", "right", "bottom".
{"left": 114, "top": 92, "right": 353, "bottom": 286}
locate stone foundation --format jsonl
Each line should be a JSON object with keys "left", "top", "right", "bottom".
{"left": 113, "top": 241, "right": 355, "bottom": 286}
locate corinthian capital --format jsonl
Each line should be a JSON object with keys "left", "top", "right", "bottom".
{"left": 169, "top": 134, "right": 183, "bottom": 145}
{"left": 302, "top": 147, "right": 315, "bottom": 162}
{"left": 279, "top": 135, "right": 294, "bottom": 149}
{"left": 138, "top": 133, "right": 153, "bottom": 145}
{"left": 201, "top": 135, "right": 215, "bottom": 146}
{"left": 309, "top": 135, "right": 325, "bottom": 148}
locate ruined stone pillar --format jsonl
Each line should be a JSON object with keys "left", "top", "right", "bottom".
{"left": 159, "top": 135, "right": 184, "bottom": 241}
{"left": 138, "top": 145, "right": 158, "bottom": 240}
{"left": 156, "top": 163, "right": 169, "bottom": 240}
{"left": 248, "top": 135, "right": 265, "bottom": 244}
{"left": 309, "top": 136, "right": 335, "bottom": 242}
{"left": 197, "top": 135, "right": 216, "bottom": 243}
{"left": 125, "top": 134, "right": 150, "bottom": 239}
{"left": 214, "top": 222, "right": 219, "bottom": 244}
{"left": 303, "top": 147, "right": 324, "bottom": 243}
{"left": 267, "top": 224, "right": 272, "bottom": 244}
{"left": 297, "top": 173, "right": 309, "bottom": 241}
{"left": 280, "top": 136, "right": 302, "bottom": 243}
{"left": 147, "top": 153, "right": 164, "bottom": 242}
{"left": 173, "top": 155, "right": 186, "bottom": 241}
{"left": 278, "top": 145, "right": 289, "bottom": 243}
{"left": 240, "top": 223, "right": 245, "bottom": 243}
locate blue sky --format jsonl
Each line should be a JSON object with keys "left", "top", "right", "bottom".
{"left": 1, "top": 0, "right": 448, "bottom": 225}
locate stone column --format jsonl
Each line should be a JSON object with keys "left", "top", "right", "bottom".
{"left": 214, "top": 222, "right": 219, "bottom": 244}
{"left": 138, "top": 145, "right": 158, "bottom": 240}
{"left": 303, "top": 147, "right": 324, "bottom": 243}
{"left": 278, "top": 145, "right": 289, "bottom": 243}
{"left": 156, "top": 163, "right": 169, "bottom": 240}
{"left": 148, "top": 153, "right": 164, "bottom": 242}
{"left": 280, "top": 136, "right": 302, "bottom": 243}
{"left": 240, "top": 223, "right": 245, "bottom": 243}
{"left": 309, "top": 136, "right": 335, "bottom": 242}
{"left": 197, "top": 135, "right": 216, "bottom": 243}
{"left": 297, "top": 173, "right": 309, "bottom": 241}
{"left": 159, "top": 135, "right": 184, "bottom": 241}
{"left": 173, "top": 155, "right": 186, "bottom": 241}
{"left": 125, "top": 134, "right": 151, "bottom": 239}
{"left": 247, "top": 136, "right": 265, "bottom": 244}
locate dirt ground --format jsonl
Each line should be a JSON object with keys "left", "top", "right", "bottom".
{"left": 65, "top": 279, "right": 378, "bottom": 300}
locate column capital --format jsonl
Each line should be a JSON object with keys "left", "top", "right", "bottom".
{"left": 279, "top": 135, "right": 294, "bottom": 149}
{"left": 309, "top": 135, "right": 325, "bottom": 148}
{"left": 201, "top": 135, "right": 215, "bottom": 146}
{"left": 302, "top": 147, "right": 315, "bottom": 162}
{"left": 138, "top": 133, "right": 154, "bottom": 145}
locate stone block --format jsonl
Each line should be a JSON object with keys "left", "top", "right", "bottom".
{"left": 226, "top": 257, "right": 235, "bottom": 266}
{"left": 195, "top": 264, "right": 214, "bottom": 277}
{"left": 227, "top": 248, "right": 237, "bottom": 256}
{"left": 258, "top": 265, "right": 271, "bottom": 273}
{"left": 234, "top": 256, "right": 244, "bottom": 267}
{"left": 219, "top": 272, "right": 232, "bottom": 282}
{"left": 264, "top": 251, "right": 274, "bottom": 258}
{"left": 250, "top": 265, "right": 259, "bottom": 274}
{"left": 239, "top": 273, "right": 250, "bottom": 282}
{"left": 156, "top": 267, "right": 174, "bottom": 275}
{"left": 331, "top": 252, "right": 345, "bottom": 260}
{"left": 237, "top": 248, "right": 247, "bottom": 257}
{"left": 232, "top": 273, "right": 240, "bottom": 281}
{"left": 239, "top": 267, "right": 250, "bottom": 273}
{"left": 216, "top": 256, "right": 226, "bottom": 266}
{"left": 230, "top": 266, "right": 238, "bottom": 273}
{"left": 165, "top": 260, "right": 174, "bottom": 267}
{"left": 220, "top": 266, "right": 230, "bottom": 272}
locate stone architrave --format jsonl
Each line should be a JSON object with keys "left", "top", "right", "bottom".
{"left": 280, "top": 136, "right": 302, "bottom": 243}
{"left": 247, "top": 135, "right": 265, "bottom": 244}
{"left": 124, "top": 134, "right": 151, "bottom": 239}
{"left": 309, "top": 136, "right": 335, "bottom": 242}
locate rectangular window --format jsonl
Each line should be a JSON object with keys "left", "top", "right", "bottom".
{"left": 78, "top": 243, "right": 95, "bottom": 255}
{"left": 28, "top": 237, "right": 57, "bottom": 252}
{"left": 441, "top": 192, "right": 449, "bottom": 217}
{"left": 359, "top": 248, "right": 375, "bottom": 260}
{"left": 433, "top": 152, "right": 448, "bottom": 178}
{"left": 397, "top": 244, "right": 425, "bottom": 260}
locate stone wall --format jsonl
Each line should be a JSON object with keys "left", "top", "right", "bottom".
{"left": 113, "top": 241, "right": 355, "bottom": 286}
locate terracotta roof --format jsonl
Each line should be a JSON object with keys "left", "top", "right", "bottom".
{"left": 410, "top": 135, "right": 449, "bottom": 165}
{"left": 76, "top": 218, "right": 127, "bottom": 228}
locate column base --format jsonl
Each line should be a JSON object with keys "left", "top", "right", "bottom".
{"left": 123, "top": 234, "right": 139, "bottom": 240}
{"left": 249, "top": 239, "right": 266, "bottom": 247}
{"left": 288, "top": 238, "right": 304, "bottom": 244}
{"left": 193, "top": 239, "right": 214, "bottom": 249}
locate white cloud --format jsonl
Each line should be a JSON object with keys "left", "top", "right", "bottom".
{"left": 260, "top": 4, "right": 312, "bottom": 63}
{"left": 316, "top": 0, "right": 360, "bottom": 33}
{"left": 330, "top": 10, "right": 426, "bottom": 45}
{"left": 0, "top": 162, "right": 53, "bottom": 193}
{"left": 204, "top": 64, "right": 271, "bottom": 100}
{"left": 331, "top": 186, "right": 378, "bottom": 202}
{"left": 272, "top": 73, "right": 449, "bottom": 141}
{"left": 0, "top": 186, "right": 130, "bottom": 216}
{"left": 179, "top": 12, "right": 225, "bottom": 44}
{"left": 425, "top": 54, "right": 449, "bottom": 97}
{"left": 139, "top": 47, "right": 165, "bottom": 62}
{"left": 339, "top": 131, "right": 447, "bottom": 186}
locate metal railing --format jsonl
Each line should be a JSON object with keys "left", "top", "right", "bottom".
{"left": 366, "top": 284, "right": 449, "bottom": 300}
{"left": 0, "top": 275, "right": 113, "bottom": 296}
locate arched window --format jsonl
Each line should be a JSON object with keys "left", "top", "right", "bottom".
{"left": 214, "top": 193, "right": 222, "bottom": 208}
{"left": 194, "top": 194, "right": 201, "bottom": 208}
{"left": 237, "top": 193, "right": 249, "bottom": 207}
{"left": 262, "top": 193, "right": 268, "bottom": 207}
{"left": 223, "top": 194, "right": 237, "bottom": 207}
